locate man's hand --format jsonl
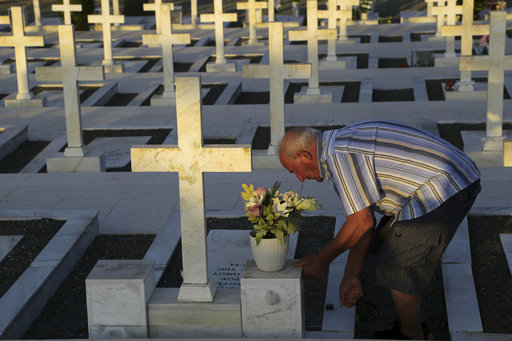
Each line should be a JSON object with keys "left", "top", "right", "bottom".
{"left": 339, "top": 275, "right": 363, "bottom": 307}
{"left": 293, "top": 254, "right": 329, "bottom": 279}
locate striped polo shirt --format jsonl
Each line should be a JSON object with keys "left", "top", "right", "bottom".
{"left": 318, "top": 121, "right": 480, "bottom": 221}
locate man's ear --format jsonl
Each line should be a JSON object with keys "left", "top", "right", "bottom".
{"left": 297, "top": 150, "right": 313, "bottom": 161}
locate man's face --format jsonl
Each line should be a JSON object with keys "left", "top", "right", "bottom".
{"left": 280, "top": 152, "right": 323, "bottom": 183}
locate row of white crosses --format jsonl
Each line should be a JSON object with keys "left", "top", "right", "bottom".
{"left": 237, "top": 0, "right": 267, "bottom": 45}
{"left": 131, "top": 76, "right": 252, "bottom": 302}
{"left": 52, "top": 0, "right": 82, "bottom": 25}
{"left": 0, "top": 7, "right": 45, "bottom": 102}
{"left": 459, "top": 11, "right": 511, "bottom": 151}
{"left": 431, "top": 0, "right": 462, "bottom": 58}
{"left": 318, "top": 0, "right": 353, "bottom": 62}
{"left": 441, "top": 0, "right": 489, "bottom": 91}
{"left": 35, "top": 25, "right": 105, "bottom": 158}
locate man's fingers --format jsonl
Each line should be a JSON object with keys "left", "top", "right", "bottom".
{"left": 292, "top": 259, "right": 306, "bottom": 266}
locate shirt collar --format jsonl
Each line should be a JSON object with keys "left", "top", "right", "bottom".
{"left": 317, "top": 132, "right": 326, "bottom": 180}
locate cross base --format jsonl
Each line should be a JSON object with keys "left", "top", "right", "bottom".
{"left": 64, "top": 146, "right": 87, "bottom": 157}
{"left": 0, "top": 64, "right": 14, "bottom": 74}
{"left": 103, "top": 63, "right": 124, "bottom": 73}
{"left": 4, "top": 98, "right": 46, "bottom": 108}
{"left": 150, "top": 95, "right": 176, "bottom": 106}
{"left": 46, "top": 153, "right": 106, "bottom": 173}
{"left": 206, "top": 62, "right": 237, "bottom": 72}
{"left": 294, "top": 89, "right": 332, "bottom": 103}
{"left": 319, "top": 59, "right": 347, "bottom": 70}
{"left": 177, "top": 279, "right": 217, "bottom": 302}
{"left": 481, "top": 135, "right": 506, "bottom": 151}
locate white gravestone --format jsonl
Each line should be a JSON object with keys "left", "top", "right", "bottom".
{"left": 338, "top": 0, "right": 359, "bottom": 41}
{"left": 459, "top": 11, "right": 511, "bottom": 151}
{"left": 86, "top": 259, "right": 155, "bottom": 338}
{"left": 289, "top": 0, "right": 336, "bottom": 103}
{"left": 131, "top": 76, "right": 252, "bottom": 302}
{"left": 318, "top": 0, "right": 353, "bottom": 67}
{"left": 35, "top": 25, "right": 106, "bottom": 172}
{"left": 143, "top": 4, "right": 190, "bottom": 106}
{"left": 431, "top": 0, "right": 461, "bottom": 57}
{"left": 143, "top": 0, "right": 165, "bottom": 33}
{"left": 52, "top": 0, "right": 82, "bottom": 25}
{"left": 88, "top": 0, "right": 125, "bottom": 73}
{"left": 32, "top": 0, "right": 42, "bottom": 27}
{"left": 1, "top": 7, "right": 45, "bottom": 107}
{"left": 241, "top": 261, "right": 304, "bottom": 338}
{"left": 200, "top": 0, "right": 238, "bottom": 72}
{"left": 242, "top": 22, "right": 311, "bottom": 155}
{"left": 236, "top": 0, "right": 267, "bottom": 45}
{"left": 440, "top": 0, "right": 489, "bottom": 92}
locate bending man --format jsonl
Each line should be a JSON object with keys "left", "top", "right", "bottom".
{"left": 279, "top": 120, "right": 480, "bottom": 339}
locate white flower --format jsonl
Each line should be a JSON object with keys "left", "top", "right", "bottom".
{"left": 272, "top": 197, "right": 293, "bottom": 217}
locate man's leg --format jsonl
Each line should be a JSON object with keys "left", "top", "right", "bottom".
{"left": 390, "top": 289, "right": 423, "bottom": 339}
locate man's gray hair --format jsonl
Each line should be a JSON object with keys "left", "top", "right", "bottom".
{"left": 279, "top": 127, "right": 321, "bottom": 159}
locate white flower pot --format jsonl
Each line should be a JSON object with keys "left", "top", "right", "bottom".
{"left": 249, "top": 232, "right": 289, "bottom": 272}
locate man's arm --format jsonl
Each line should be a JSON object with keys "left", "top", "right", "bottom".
{"left": 293, "top": 207, "right": 375, "bottom": 278}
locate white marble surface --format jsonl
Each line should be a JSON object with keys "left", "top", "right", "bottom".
{"left": 88, "top": 136, "right": 151, "bottom": 168}
{"left": 86, "top": 259, "right": 155, "bottom": 338}
{"left": 241, "top": 260, "right": 304, "bottom": 338}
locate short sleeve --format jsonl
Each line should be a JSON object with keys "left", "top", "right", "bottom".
{"left": 327, "top": 151, "right": 381, "bottom": 216}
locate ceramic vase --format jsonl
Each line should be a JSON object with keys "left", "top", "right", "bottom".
{"left": 249, "top": 231, "right": 289, "bottom": 272}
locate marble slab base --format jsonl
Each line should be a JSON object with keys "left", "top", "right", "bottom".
{"left": 4, "top": 98, "right": 46, "bottom": 108}
{"left": 46, "top": 153, "right": 106, "bottom": 173}
{"left": 150, "top": 95, "right": 176, "bottom": 106}
{"left": 241, "top": 260, "right": 304, "bottom": 338}
{"left": 319, "top": 59, "right": 347, "bottom": 70}
{"left": 177, "top": 279, "right": 217, "bottom": 302}
{"left": 0, "top": 64, "right": 13, "bottom": 74}
{"left": 294, "top": 90, "right": 332, "bottom": 104}
{"left": 103, "top": 63, "right": 124, "bottom": 73}
{"left": 148, "top": 287, "right": 242, "bottom": 338}
{"left": 206, "top": 62, "right": 237, "bottom": 72}
{"left": 461, "top": 130, "right": 511, "bottom": 167}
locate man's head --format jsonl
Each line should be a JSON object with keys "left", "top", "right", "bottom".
{"left": 279, "top": 127, "right": 323, "bottom": 182}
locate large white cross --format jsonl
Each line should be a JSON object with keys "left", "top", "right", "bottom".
{"left": 289, "top": 0, "right": 336, "bottom": 94}
{"left": 52, "top": 0, "right": 82, "bottom": 25}
{"left": 143, "top": 4, "right": 190, "bottom": 99}
{"left": 131, "top": 76, "right": 252, "bottom": 302}
{"left": 431, "top": 0, "right": 461, "bottom": 57}
{"left": 35, "top": 25, "right": 104, "bottom": 157}
{"left": 143, "top": 0, "right": 171, "bottom": 33}
{"left": 88, "top": 0, "right": 125, "bottom": 67}
{"left": 425, "top": 0, "right": 439, "bottom": 17}
{"left": 200, "top": 0, "right": 237, "bottom": 65}
{"left": 318, "top": 0, "right": 352, "bottom": 60}
{"left": 440, "top": 0, "right": 489, "bottom": 90}
{"left": 0, "top": 7, "right": 44, "bottom": 100}
{"left": 243, "top": 22, "right": 311, "bottom": 154}
{"left": 459, "top": 11, "right": 511, "bottom": 150}
{"left": 236, "top": 0, "right": 267, "bottom": 45}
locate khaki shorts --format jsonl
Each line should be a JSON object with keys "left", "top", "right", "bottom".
{"left": 374, "top": 180, "right": 481, "bottom": 295}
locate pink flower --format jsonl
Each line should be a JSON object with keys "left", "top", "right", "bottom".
{"left": 255, "top": 187, "right": 266, "bottom": 197}
{"left": 479, "top": 35, "right": 488, "bottom": 47}
{"left": 248, "top": 204, "right": 262, "bottom": 217}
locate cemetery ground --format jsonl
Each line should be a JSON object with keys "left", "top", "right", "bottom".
{"left": 1, "top": 0, "right": 512, "bottom": 339}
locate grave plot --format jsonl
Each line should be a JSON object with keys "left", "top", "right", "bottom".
{"left": 157, "top": 216, "right": 336, "bottom": 331}
{"left": 30, "top": 84, "right": 101, "bottom": 106}
{"left": 142, "top": 83, "right": 226, "bottom": 106}
{"left": 251, "top": 124, "right": 345, "bottom": 150}
{"left": 0, "top": 212, "right": 98, "bottom": 339}
{"left": 410, "top": 31, "right": 436, "bottom": 41}
{"left": 468, "top": 215, "right": 512, "bottom": 334}
{"left": 437, "top": 123, "right": 512, "bottom": 150}
{"left": 378, "top": 57, "right": 409, "bottom": 68}
{"left": 234, "top": 36, "right": 268, "bottom": 46}
{"left": 372, "top": 88, "right": 415, "bottom": 101}
{"left": 378, "top": 35, "right": 403, "bottom": 43}
{"left": 426, "top": 78, "right": 511, "bottom": 101}
{"left": 0, "top": 125, "right": 48, "bottom": 174}
{"left": 3, "top": 58, "right": 59, "bottom": 73}
{"left": 22, "top": 234, "right": 155, "bottom": 339}
{"left": 285, "top": 81, "right": 360, "bottom": 103}
{"left": 319, "top": 53, "right": 369, "bottom": 69}
{"left": 348, "top": 35, "right": 371, "bottom": 43}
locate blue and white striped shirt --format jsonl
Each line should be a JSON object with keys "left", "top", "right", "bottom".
{"left": 319, "top": 121, "right": 480, "bottom": 221}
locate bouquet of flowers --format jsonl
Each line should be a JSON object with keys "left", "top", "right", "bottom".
{"left": 241, "top": 181, "right": 320, "bottom": 245}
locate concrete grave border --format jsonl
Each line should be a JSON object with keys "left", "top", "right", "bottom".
{"left": 0, "top": 125, "right": 28, "bottom": 160}
{"left": 0, "top": 209, "right": 99, "bottom": 339}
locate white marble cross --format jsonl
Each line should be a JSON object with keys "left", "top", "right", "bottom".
{"left": 52, "top": 0, "right": 82, "bottom": 25}
{"left": 35, "top": 25, "right": 104, "bottom": 157}
{"left": 243, "top": 22, "right": 311, "bottom": 154}
{"left": 431, "top": 0, "right": 461, "bottom": 57}
{"left": 143, "top": 0, "right": 170, "bottom": 33}
{"left": 289, "top": 0, "right": 336, "bottom": 95}
{"left": 200, "top": 0, "right": 237, "bottom": 68}
{"left": 88, "top": 0, "right": 125, "bottom": 72}
{"left": 318, "top": 0, "right": 352, "bottom": 61}
{"left": 0, "top": 7, "right": 44, "bottom": 100}
{"left": 337, "top": 0, "right": 359, "bottom": 41}
{"left": 236, "top": 0, "right": 267, "bottom": 45}
{"left": 131, "top": 76, "right": 252, "bottom": 302}
{"left": 425, "top": 0, "right": 439, "bottom": 17}
{"left": 143, "top": 4, "right": 190, "bottom": 99}
{"left": 459, "top": 11, "right": 511, "bottom": 151}
{"left": 440, "top": 0, "right": 489, "bottom": 91}
{"left": 32, "top": 0, "right": 42, "bottom": 27}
